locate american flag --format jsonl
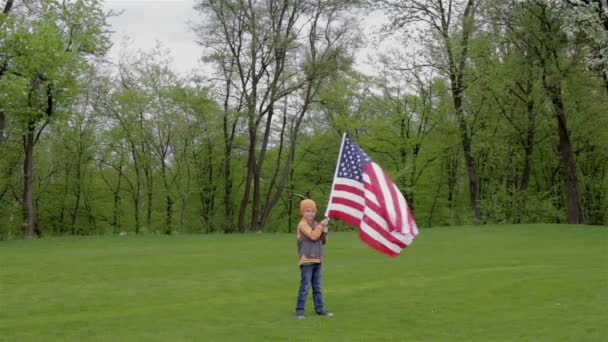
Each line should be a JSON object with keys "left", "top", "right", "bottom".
{"left": 325, "top": 133, "right": 419, "bottom": 256}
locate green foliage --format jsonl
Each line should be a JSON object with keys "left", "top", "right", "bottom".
{"left": 0, "top": 0, "right": 113, "bottom": 237}
{"left": 1, "top": 1, "right": 106, "bottom": 121}
{"left": 1, "top": 0, "right": 607, "bottom": 237}
{"left": 481, "top": 188, "right": 562, "bottom": 224}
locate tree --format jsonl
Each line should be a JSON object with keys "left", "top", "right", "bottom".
{"left": 0, "top": 0, "right": 110, "bottom": 237}
{"left": 376, "top": 0, "right": 483, "bottom": 223}
{"left": 171, "top": 82, "right": 222, "bottom": 233}
{"left": 98, "top": 48, "right": 162, "bottom": 234}
{"left": 194, "top": 0, "right": 360, "bottom": 232}
{"left": 522, "top": 0, "right": 586, "bottom": 223}
{"left": 366, "top": 67, "right": 442, "bottom": 216}
{"left": 0, "top": 0, "right": 13, "bottom": 144}
{"left": 563, "top": 0, "right": 608, "bottom": 93}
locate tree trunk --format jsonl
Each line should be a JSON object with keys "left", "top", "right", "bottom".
{"left": 198, "top": 140, "right": 215, "bottom": 233}
{"left": 165, "top": 193, "right": 173, "bottom": 234}
{"left": 251, "top": 105, "right": 276, "bottom": 232}
{"left": 113, "top": 152, "right": 124, "bottom": 233}
{"left": 145, "top": 167, "right": 153, "bottom": 230}
{"left": 258, "top": 107, "right": 289, "bottom": 229}
{"left": 221, "top": 72, "right": 236, "bottom": 233}
{"left": 238, "top": 121, "right": 256, "bottom": 233}
{"left": 179, "top": 191, "right": 187, "bottom": 234}
{"left": 463, "top": 142, "right": 481, "bottom": 223}
{"left": 251, "top": 166, "right": 261, "bottom": 232}
{"left": 70, "top": 145, "right": 83, "bottom": 234}
{"left": 548, "top": 82, "right": 585, "bottom": 224}
{"left": 206, "top": 139, "right": 216, "bottom": 231}
{"left": 287, "top": 167, "right": 295, "bottom": 233}
{"left": 2, "top": 0, "right": 13, "bottom": 15}
{"left": 446, "top": 148, "right": 459, "bottom": 211}
{"left": 453, "top": 94, "right": 482, "bottom": 223}
{"left": 427, "top": 161, "right": 444, "bottom": 227}
{"left": 223, "top": 123, "right": 234, "bottom": 233}
{"left": 22, "top": 83, "right": 54, "bottom": 238}
{"left": 113, "top": 182, "right": 122, "bottom": 234}
{"left": 132, "top": 188, "right": 141, "bottom": 234}
{"left": 139, "top": 113, "right": 153, "bottom": 231}
{"left": 128, "top": 142, "right": 142, "bottom": 234}
{"left": 443, "top": 0, "right": 481, "bottom": 224}
{"left": 23, "top": 126, "right": 35, "bottom": 238}
{"left": 520, "top": 98, "right": 535, "bottom": 193}
{"left": 0, "top": 110, "right": 5, "bottom": 144}
{"left": 160, "top": 163, "right": 173, "bottom": 234}
{"left": 58, "top": 162, "right": 69, "bottom": 233}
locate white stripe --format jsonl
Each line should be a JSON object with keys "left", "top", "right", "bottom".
{"left": 330, "top": 163, "right": 418, "bottom": 248}
{"left": 362, "top": 173, "right": 371, "bottom": 186}
{"left": 371, "top": 163, "right": 398, "bottom": 227}
{"left": 364, "top": 207, "right": 389, "bottom": 231}
{"left": 362, "top": 171, "right": 382, "bottom": 207}
{"left": 334, "top": 177, "right": 365, "bottom": 189}
{"left": 360, "top": 222, "right": 402, "bottom": 254}
{"left": 363, "top": 187, "right": 380, "bottom": 208}
{"left": 330, "top": 189, "right": 365, "bottom": 205}
{"left": 396, "top": 187, "right": 420, "bottom": 237}
{"left": 394, "top": 182, "right": 408, "bottom": 233}
{"left": 327, "top": 203, "right": 364, "bottom": 220}
{"left": 391, "top": 231, "right": 414, "bottom": 245}
{"left": 365, "top": 210, "right": 415, "bottom": 246}
{"left": 407, "top": 210, "right": 419, "bottom": 236}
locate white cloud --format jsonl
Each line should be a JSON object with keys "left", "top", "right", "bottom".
{"left": 104, "top": 0, "right": 202, "bottom": 75}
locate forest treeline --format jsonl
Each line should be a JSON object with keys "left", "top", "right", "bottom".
{"left": 0, "top": 0, "right": 606, "bottom": 239}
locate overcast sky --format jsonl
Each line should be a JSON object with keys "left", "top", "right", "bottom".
{"left": 104, "top": 0, "right": 203, "bottom": 75}
{"left": 103, "top": 0, "right": 389, "bottom": 76}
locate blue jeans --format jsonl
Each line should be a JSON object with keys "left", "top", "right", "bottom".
{"left": 295, "top": 263, "right": 325, "bottom": 314}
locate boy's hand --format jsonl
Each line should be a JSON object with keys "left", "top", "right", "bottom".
{"left": 320, "top": 217, "right": 329, "bottom": 232}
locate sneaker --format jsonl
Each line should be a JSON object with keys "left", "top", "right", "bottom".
{"left": 296, "top": 314, "right": 305, "bottom": 319}
{"left": 317, "top": 310, "right": 334, "bottom": 317}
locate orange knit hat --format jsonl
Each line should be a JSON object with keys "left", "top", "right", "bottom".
{"left": 299, "top": 199, "right": 317, "bottom": 215}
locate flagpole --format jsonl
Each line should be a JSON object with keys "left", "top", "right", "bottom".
{"left": 325, "top": 132, "right": 348, "bottom": 218}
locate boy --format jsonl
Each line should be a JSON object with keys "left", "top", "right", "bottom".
{"left": 295, "top": 198, "right": 333, "bottom": 319}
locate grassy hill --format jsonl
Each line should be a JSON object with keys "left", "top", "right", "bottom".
{"left": 1, "top": 224, "right": 606, "bottom": 341}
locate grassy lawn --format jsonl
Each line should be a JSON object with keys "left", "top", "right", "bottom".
{"left": 1, "top": 224, "right": 606, "bottom": 341}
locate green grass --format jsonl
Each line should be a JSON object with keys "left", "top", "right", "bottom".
{"left": 1, "top": 224, "right": 607, "bottom": 341}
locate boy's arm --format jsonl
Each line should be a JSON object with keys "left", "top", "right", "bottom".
{"left": 317, "top": 218, "right": 329, "bottom": 244}
{"left": 298, "top": 222, "right": 324, "bottom": 240}
{"left": 320, "top": 231, "right": 327, "bottom": 245}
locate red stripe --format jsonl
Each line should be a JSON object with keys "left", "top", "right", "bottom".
{"left": 358, "top": 188, "right": 407, "bottom": 249}
{"left": 358, "top": 229, "right": 400, "bottom": 257}
{"left": 362, "top": 214, "right": 407, "bottom": 249}
{"left": 327, "top": 210, "right": 361, "bottom": 228}
{"left": 407, "top": 207, "right": 416, "bottom": 235}
{"left": 366, "top": 166, "right": 405, "bottom": 234}
{"left": 386, "top": 173, "right": 404, "bottom": 232}
{"left": 362, "top": 196, "right": 384, "bottom": 218}
{"left": 363, "top": 164, "right": 391, "bottom": 228}
{"left": 325, "top": 134, "right": 419, "bottom": 257}
{"left": 333, "top": 183, "right": 364, "bottom": 196}
{"left": 330, "top": 196, "right": 365, "bottom": 212}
